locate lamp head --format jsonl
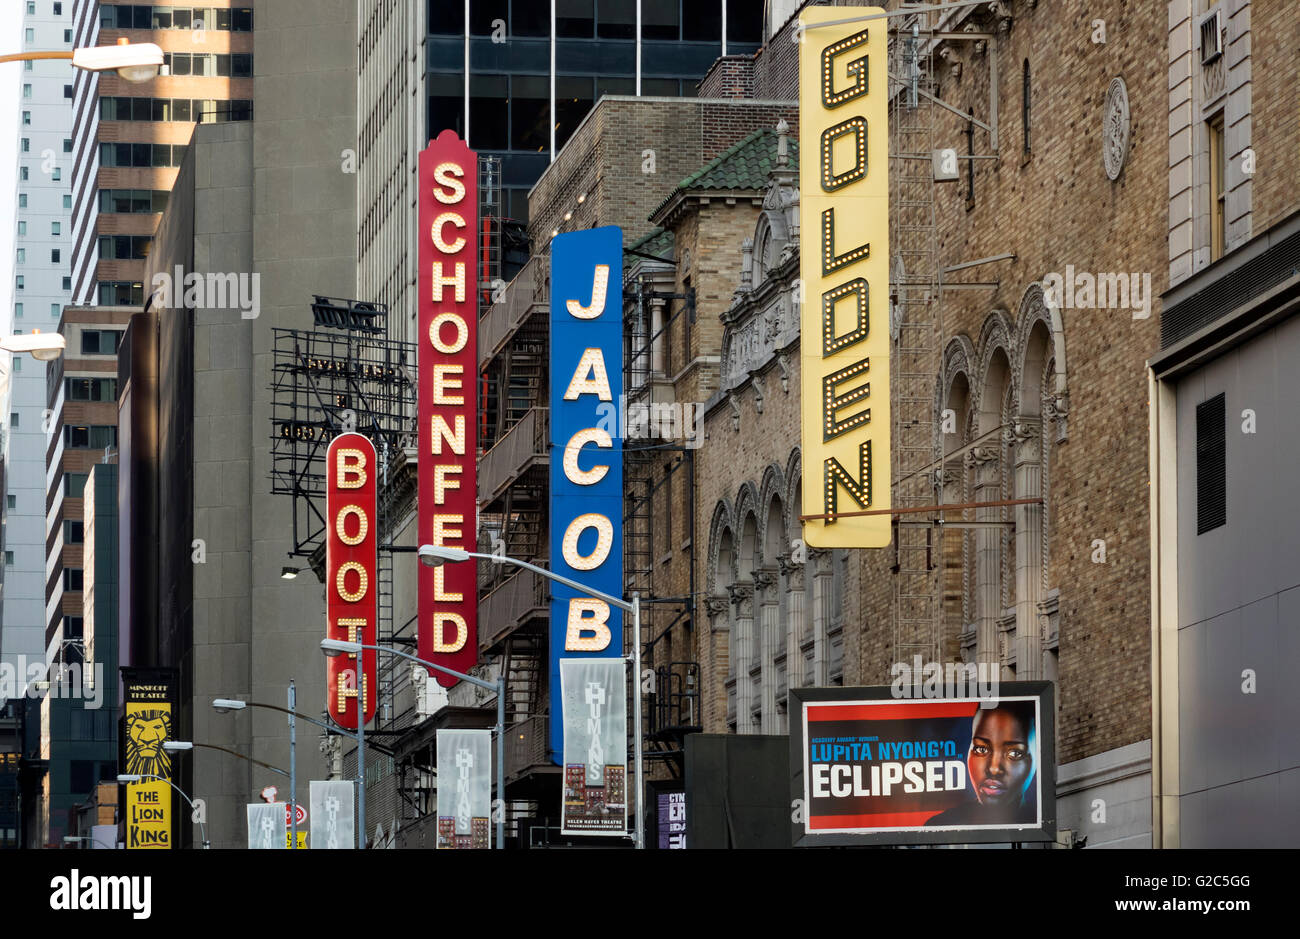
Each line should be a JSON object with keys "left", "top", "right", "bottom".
{"left": 162, "top": 741, "right": 193, "bottom": 752}
{"left": 212, "top": 699, "right": 247, "bottom": 713}
{"left": 116, "top": 774, "right": 141, "bottom": 784}
{"left": 320, "top": 638, "right": 362, "bottom": 658}
{"left": 418, "top": 544, "right": 470, "bottom": 567}
{"left": 280, "top": 566, "right": 299, "bottom": 580}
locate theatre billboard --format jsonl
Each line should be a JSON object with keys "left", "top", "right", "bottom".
{"left": 417, "top": 130, "right": 479, "bottom": 685}
{"left": 790, "top": 684, "right": 1056, "bottom": 846}
{"left": 798, "top": 6, "right": 891, "bottom": 547}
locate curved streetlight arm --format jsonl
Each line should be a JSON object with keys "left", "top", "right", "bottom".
{"left": 215, "top": 699, "right": 359, "bottom": 740}
{"left": 461, "top": 550, "right": 634, "bottom": 613}
{"left": 0, "top": 51, "right": 74, "bottom": 65}
{"left": 189, "top": 742, "right": 289, "bottom": 778}
{"left": 359, "top": 642, "right": 498, "bottom": 693}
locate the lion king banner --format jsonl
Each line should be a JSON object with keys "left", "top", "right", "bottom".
{"left": 121, "top": 668, "right": 177, "bottom": 849}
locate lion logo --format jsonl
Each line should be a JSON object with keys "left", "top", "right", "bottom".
{"left": 124, "top": 709, "right": 173, "bottom": 778}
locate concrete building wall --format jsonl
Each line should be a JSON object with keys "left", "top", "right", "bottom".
{"left": 186, "top": 0, "right": 356, "bottom": 847}
{"left": 4, "top": 0, "right": 77, "bottom": 684}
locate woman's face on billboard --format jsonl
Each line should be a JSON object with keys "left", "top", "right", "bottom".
{"left": 967, "top": 708, "right": 1033, "bottom": 807}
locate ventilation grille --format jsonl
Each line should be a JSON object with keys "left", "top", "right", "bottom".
{"left": 1161, "top": 228, "right": 1300, "bottom": 348}
{"left": 1196, "top": 393, "right": 1226, "bottom": 535}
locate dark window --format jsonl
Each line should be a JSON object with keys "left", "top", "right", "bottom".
{"left": 428, "top": 73, "right": 464, "bottom": 139}
{"left": 510, "top": 75, "right": 549, "bottom": 152}
{"left": 232, "top": 8, "right": 253, "bottom": 32}
{"left": 597, "top": 0, "right": 635, "bottom": 39}
{"left": 683, "top": 2, "right": 722, "bottom": 41}
{"left": 642, "top": 78, "right": 680, "bottom": 97}
{"left": 152, "top": 8, "right": 172, "bottom": 29}
{"left": 429, "top": 0, "right": 464, "bottom": 34}
{"left": 174, "top": 98, "right": 192, "bottom": 121}
{"left": 557, "top": 0, "right": 593, "bottom": 37}
{"left": 555, "top": 76, "right": 593, "bottom": 151}
{"left": 63, "top": 84, "right": 72, "bottom": 98}
{"left": 62, "top": 137, "right": 72, "bottom": 152}
{"left": 70, "top": 760, "right": 95, "bottom": 794}
{"left": 470, "top": 74, "right": 509, "bottom": 150}
{"left": 65, "top": 473, "right": 88, "bottom": 498}
{"left": 53, "top": 2, "right": 62, "bottom": 14}
{"left": 173, "top": 8, "right": 191, "bottom": 29}
{"left": 643, "top": 0, "right": 679, "bottom": 39}
{"left": 64, "top": 521, "right": 84, "bottom": 545}
{"left": 1196, "top": 393, "right": 1226, "bottom": 533}
{"left": 469, "top": 0, "right": 507, "bottom": 35}
{"left": 170, "top": 52, "right": 191, "bottom": 76}
{"left": 232, "top": 53, "right": 252, "bottom": 77}
{"left": 133, "top": 5, "right": 150, "bottom": 28}
{"left": 1022, "top": 59, "right": 1031, "bottom": 153}
{"left": 512, "top": 0, "right": 548, "bottom": 36}
{"left": 80, "top": 330, "right": 122, "bottom": 355}
{"left": 726, "top": 0, "right": 763, "bottom": 44}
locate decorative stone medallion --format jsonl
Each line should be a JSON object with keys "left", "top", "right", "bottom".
{"left": 1102, "top": 77, "right": 1130, "bottom": 181}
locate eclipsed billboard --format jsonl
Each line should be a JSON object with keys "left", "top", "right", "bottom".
{"left": 790, "top": 683, "right": 1056, "bottom": 846}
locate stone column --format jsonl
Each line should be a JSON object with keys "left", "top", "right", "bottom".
{"left": 967, "top": 447, "right": 1001, "bottom": 674}
{"left": 754, "top": 569, "right": 778, "bottom": 733}
{"left": 704, "top": 595, "right": 731, "bottom": 732}
{"left": 808, "top": 548, "right": 833, "bottom": 685}
{"left": 650, "top": 296, "right": 667, "bottom": 375}
{"left": 1012, "top": 419, "right": 1043, "bottom": 680}
{"left": 728, "top": 583, "right": 755, "bottom": 732}
{"left": 778, "top": 553, "right": 804, "bottom": 686}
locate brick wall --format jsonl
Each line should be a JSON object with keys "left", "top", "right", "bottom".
{"left": 698, "top": 56, "right": 756, "bottom": 99}
{"left": 1250, "top": 1, "right": 1300, "bottom": 233}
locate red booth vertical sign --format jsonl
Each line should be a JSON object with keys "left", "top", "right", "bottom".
{"left": 418, "top": 130, "right": 478, "bottom": 685}
{"left": 326, "top": 433, "right": 378, "bottom": 729}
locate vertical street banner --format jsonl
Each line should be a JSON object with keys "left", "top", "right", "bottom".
{"left": 310, "top": 780, "right": 356, "bottom": 850}
{"left": 326, "top": 432, "right": 378, "bottom": 730}
{"left": 549, "top": 226, "right": 624, "bottom": 761}
{"left": 247, "top": 802, "right": 287, "bottom": 850}
{"left": 121, "top": 668, "right": 176, "bottom": 849}
{"left": 418, "top": 129, "right": 479, "bottom": 687}
{"left": 560, "top": 658, "right": 627, "bottom": 836}
{"left": 799, "top": 6, "right": 892, "bottom": 547}
{"left": 435, "top": 728, "right": 492, "bottom": 848}
{"left": 789, "top": 683, "right": 1056, "bottom": 846}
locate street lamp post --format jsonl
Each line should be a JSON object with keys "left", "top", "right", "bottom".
{"left": 416, "top": 543, "right": 646, "bottom": 849}
{"left": 0, "top": 39, "right": 165, "bottom": 81}
{"left": 320, "top": 637, "right": 508, "bottom": 850}
{"left": 212, "top": 688, "right": 357, "bottom": 849}
{"left": 116, "top": 774, "right": 209, "bottom": 849}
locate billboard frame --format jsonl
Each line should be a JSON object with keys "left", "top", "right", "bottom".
{"left": 789, "top": 682, "right": 1056, "bottom": 847}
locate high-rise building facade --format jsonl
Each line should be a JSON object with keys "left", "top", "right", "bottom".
{"left": 4, "top": 0, "right": 77, "bottom": 685}
{"left": 68, "top": 1, "right": 255, "bottom": 308}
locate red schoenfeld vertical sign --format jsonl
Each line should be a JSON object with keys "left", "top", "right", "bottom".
{"left": 418, "top": 129, "right": 478, "bottom": 686}
{"left": 326, "top": 432, "right": 378, "bottom": 729}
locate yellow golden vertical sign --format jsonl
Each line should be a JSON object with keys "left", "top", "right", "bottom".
{"left": 800, "top": 6, "right": 891, "bottom": 547}
{"left": 122, "top": 671, "right": 175, "bottom": 849}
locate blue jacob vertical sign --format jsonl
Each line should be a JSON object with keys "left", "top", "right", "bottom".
{"left": 549, "top": 226, "right": 624, "bottom": 762}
